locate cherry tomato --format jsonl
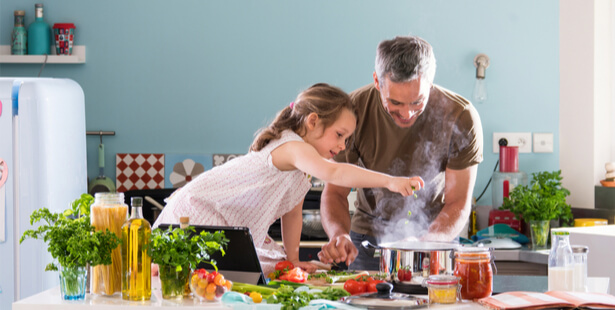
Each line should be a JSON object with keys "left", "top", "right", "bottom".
{"left": 206, "top": 272, "right": 216, "bottom": 283}
{"left": 275, "top": 260, "right": 295, "bottom": 272}
{"left": 250, "top": 291, "right": 263, "bottom": 303}
{"left": 344, "top": 279, "right": 367, "bottom": 295}
{"left": 214, "top": 273, "right": 226, "bottom": 286}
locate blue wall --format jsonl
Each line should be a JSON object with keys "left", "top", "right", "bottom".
{"left": 0, "top": 0, "right": 559, "bottom": 206}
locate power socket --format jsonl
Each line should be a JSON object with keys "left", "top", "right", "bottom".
{"left": 492, "top": 132, "right": 532, "bottom": 153}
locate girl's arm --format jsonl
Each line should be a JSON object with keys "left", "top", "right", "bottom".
{"left": 272, "top": 141, "right": 424, "bottom": 195}
{"left": 281, "top": 200, "right": 317, "bottom": 273}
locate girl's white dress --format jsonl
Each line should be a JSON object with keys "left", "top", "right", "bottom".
{"left": 153, "top": 130, "right": 312, "bottom": 275}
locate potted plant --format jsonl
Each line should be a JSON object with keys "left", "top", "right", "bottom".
{"left": 148, "top": 226, "right": 229, "bottom": 300}
{"left": 20, "top": 194, "right": 121, "bottom": 300}
{"left": 500, "top": 170, "right": 573, "bottom": 250}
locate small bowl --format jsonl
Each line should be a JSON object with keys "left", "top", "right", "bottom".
{"left": 600, "top": 179, "right": 615, "bottom": 187}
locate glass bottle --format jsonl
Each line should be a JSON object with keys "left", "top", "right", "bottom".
{"left": 571, "top": 245, "right": 589, "bottom": 292}
{"left": 548, "top": 231, "right": 574, "bottom": 291}
{"left": 11, "top": 11, "right": 27, "bottom": 55}
{"left": 121, "top": 197, "right": 152, "bottom": 301}
{"left": 27, "top": 3, "right": 51, "bottom": 55}
{"left": 90, "top": 193, "right": 128, "bottom": 296}
{"left": 179, "top": 216, "right": 191, "bottom": 297}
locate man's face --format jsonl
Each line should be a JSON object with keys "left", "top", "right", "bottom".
{"left": 374, "top": 73, "right": 431, "bottom": 128}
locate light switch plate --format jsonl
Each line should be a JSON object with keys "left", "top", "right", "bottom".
{"left": 533, "top": 133, "right": 554, "bottom": 153}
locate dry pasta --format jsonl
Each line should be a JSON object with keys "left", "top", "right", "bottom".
{"left": 90, "top": 201, "right": 127, "bottom": 295}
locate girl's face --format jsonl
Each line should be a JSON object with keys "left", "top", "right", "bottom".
{"left": 305, "top": 109, "right": 356, "bottom": 159}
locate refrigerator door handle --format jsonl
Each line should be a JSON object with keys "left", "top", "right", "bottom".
{"left": 0, "top": 158, "right": 7, "bottom": 243}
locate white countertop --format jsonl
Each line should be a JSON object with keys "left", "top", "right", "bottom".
{"left": 13, "top": 276, "right": 609, "bottom": 310}
{"left": 13, "top": 276, "right": 489, "bottom": 310}
{"left": 12, "top": 285, "right": 488, "bottom": 310}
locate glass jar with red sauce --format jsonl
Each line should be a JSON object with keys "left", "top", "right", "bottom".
{"left": 453, "top": 247, "right": 494, "bottom": 300}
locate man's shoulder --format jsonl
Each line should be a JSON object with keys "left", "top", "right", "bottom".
{"left": 350, "top": 84, "right": 378, "bottom": 102}
{"left": 431, "top": 84, "right": 473, "bottom": 110}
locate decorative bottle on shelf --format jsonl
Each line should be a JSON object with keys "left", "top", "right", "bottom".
{"left": 27, "top": 3, "right": 51, "bottom": 55}
{"left": 121, "top": 197, "right": 152, "bottom": 301}
{"left": 11, "top": 10, "right": 27, "bottom": 55}
{"left": 548, "top": 231, "right": 574, "bottom": 291}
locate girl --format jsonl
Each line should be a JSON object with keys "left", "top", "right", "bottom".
{"left": 153, "top": 83, "right": 424, "bottom": 275}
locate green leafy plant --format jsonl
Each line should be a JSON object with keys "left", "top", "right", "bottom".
{"left": 500, "top": 170, "right": 573, "bottom": 225}
{"left": 148, "top": 226, "right": 229, "bottom": 273}
{"left": 20, "top": 194, "right": 121, "bottom": 271}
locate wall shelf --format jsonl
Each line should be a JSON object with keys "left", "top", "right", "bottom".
{"left": 0, "top": 45, "right": 86, "bottom": 64}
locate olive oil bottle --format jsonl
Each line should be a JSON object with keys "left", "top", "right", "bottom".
{"left": 121, "top": 197, "right": 152, "bottom": 300}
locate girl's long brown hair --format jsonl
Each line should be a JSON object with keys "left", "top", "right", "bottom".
{"left": 250, "top": 83, "right": 354, "bottom": 152}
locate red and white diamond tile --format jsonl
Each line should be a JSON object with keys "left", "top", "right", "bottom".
{"left": 116, "top": 153, "right": 165, "bottom": 192}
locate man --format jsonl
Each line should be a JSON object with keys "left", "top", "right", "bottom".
{"left": 318, "top": 35, "right": 483, "bottom": 270}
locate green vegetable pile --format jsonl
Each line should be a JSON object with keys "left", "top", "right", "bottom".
{"left": 20, "top": 193, "right": 120, "bottom": 271}
{"left": 232, "top": 283, "right": 350, "bottom": 310}
{"left": 500, "top": 170, "right": 573, "bottom": 224}
{"left": 148, "top": 225, "right": 229, "bottom": 273}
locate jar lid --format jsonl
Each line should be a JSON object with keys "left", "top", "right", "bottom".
{"left": 571, "top": 245, "right": 589, "bottom": 253}
{"left": 553, "top": 231, "right": 570, "bottom": 236}
{"left": 456, "top": 245, "right": 491, "bottom": 253}
{"left": 14, "top": 10, "right": 25, "bottom": 16}
{"left": 424, "top": 275, "right": 459, "bottom": 286}
{"left": 53, "top": 23, "right": 76, "bottom": 29}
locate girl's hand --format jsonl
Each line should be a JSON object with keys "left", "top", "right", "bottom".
{"left": 291, "top": 260, "right": 319, "bottom": 274}
{"left": 388, "top": 176, "right": 425, "bottom": 197}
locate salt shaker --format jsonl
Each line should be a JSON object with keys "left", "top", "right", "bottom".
{"left": 571, "top": 245, "right": 589, "bottom": 292}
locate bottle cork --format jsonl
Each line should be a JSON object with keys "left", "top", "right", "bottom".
{"left": 179, "top": 217, "right": 189, "bottom": 229}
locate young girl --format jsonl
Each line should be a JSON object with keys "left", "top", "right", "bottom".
{"left": 153, "top": 83, "right": 424, "bottom": 275}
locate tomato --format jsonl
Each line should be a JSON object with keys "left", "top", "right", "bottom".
{"left": 197, "top": 268, "right": 208, "bottom": 278}
{"left": 366, "top": 279, "right": 385, "bottom": 292}
{"left": 343, "top": 279, "right": 367, "bottom": 295}
{"left": 285, "top": 267, "right": 308, "bottom": 283}
{"left": 206, "top": 272, "right": 216, "bottom": 283}
{"left": 249, "top": 291, "right": 263, "bottom": 303}
{"left": 397, "top": 267, "right": 412, "bottom": 282}
{"left": 275, "top": 260, "right": 295, "bottom": 272}
{"left": 278, "top": 274, "right": 289, "bottom": 281}
{"left": 214, "top": 273, "right": 226, "bottom": 286}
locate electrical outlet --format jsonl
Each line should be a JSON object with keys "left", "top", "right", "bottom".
{"left": 492, "top": 132, "right": 532, "bottom": 153}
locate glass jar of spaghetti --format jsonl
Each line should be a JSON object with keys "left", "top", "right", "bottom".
{"left": 453, "top": 247, "right": 494, "bottom": 300}
{"left": 90, "top": 193, "right": 128, "bottom": 296}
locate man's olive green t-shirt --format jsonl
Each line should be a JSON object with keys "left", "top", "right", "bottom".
{"left": 335, "top": 84, "right": 483, "bottom": 240}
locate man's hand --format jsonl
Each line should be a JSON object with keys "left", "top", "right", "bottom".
{"left": 318, "top": 234, "right": 358, "bottom": 266}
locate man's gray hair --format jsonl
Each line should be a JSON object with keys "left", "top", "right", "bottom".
{"left": 375, "top": 35, "right": 436, "bottom": 85}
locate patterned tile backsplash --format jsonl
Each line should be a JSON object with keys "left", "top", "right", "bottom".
{"left": 212, "top": 153, "right": 245, "bottom": 167}
{"left": 116, "top": 153, "right": 165, "bottom": 192}
{"left": 114, "top": 153, "right": 245, "bottom": 191}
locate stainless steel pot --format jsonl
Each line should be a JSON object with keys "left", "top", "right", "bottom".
{"left": 302, "top": 209, "right": 327, "bottom": 238}
{"left": 362, "top": 240, "right": 459, "bottom": 286}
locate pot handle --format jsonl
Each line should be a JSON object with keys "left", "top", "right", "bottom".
{"left": 361, "top": 240, "right": 381, "bottom": 250}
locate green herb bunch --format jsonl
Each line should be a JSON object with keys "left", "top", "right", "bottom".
{"left": 500, "top": 170, "right": 573, "bottom": 225}
{"left": 148, "top": 226, "right": 229, "bottom": 273}
{"left": 20, "top": 194, "right": 121, "bottom": 271}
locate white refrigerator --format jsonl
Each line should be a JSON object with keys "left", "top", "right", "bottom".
{"left": 0, "top": 78, "right": 87, "bottom": 309}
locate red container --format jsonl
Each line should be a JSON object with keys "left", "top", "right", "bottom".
{"left": 499, "top": 146, "right": 519, "bottom": 172}
{"left": 52, "top": 23, "right": 76, "bottom": 55}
